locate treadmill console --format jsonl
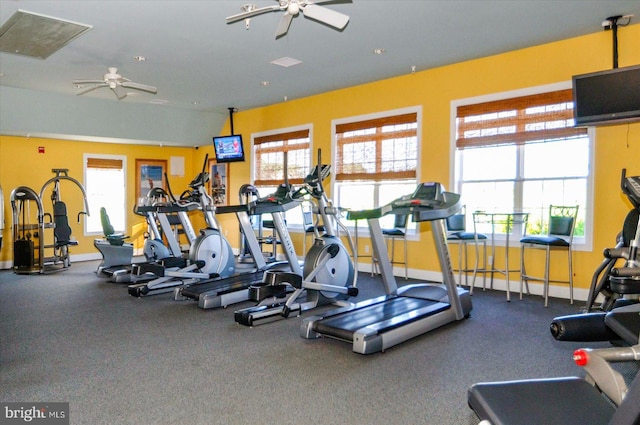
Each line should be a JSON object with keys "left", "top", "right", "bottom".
{"left": 621, "top": 169, "right": 640, "bottom": 208}
{"left": 393, "top": 182, "right": 445, "bottom": 209}
{"left": 347, "top": 182, "right": 460, "bottom": 222}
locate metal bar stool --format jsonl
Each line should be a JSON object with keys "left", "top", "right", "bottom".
{"left": 520, "top": 205, "right": 579, "bottom": 307}
{"left": 446, "top": 207, "right": 487, "bottom": 290}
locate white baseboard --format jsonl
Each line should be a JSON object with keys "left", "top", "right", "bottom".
{"left": 355, "top": 262, "right": 592, "bottom": 303}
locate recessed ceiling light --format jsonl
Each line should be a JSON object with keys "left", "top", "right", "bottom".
{"left": 373, "top": 48, "right": 385, "bottom": 55}
{"left": 260, "top": 81, "right": 271, "bottom": 86}
{"left": 149, "top": 99, "right": 169, "bottom": 105}
{"left": 270, "top": 57, "right": 302, "bottom": 68}
{"left": 192, "top": 101, "right": 199, "bottom": 105}
{"left": 134, "top": 56, "right": 146, "bottom": 62}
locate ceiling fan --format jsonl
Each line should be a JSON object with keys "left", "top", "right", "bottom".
{"left": 226, "top": 0, "right": 350, "bottom": 38}
{"left": 73, "top": 67, "right": 157, "bottom": 100}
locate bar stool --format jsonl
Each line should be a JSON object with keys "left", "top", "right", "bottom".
{"left": 520, "top": 205, "right": 579, "bottom": 307}
{"left": 301, "top": 202, "right": 325, "bottom": 254}
{"left": 372, "top": 214, "right": 409, "bottom": 279}
{"left": 446, "top": 207, "right": 487, "bottom": 290}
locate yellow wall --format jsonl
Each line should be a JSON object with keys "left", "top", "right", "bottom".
{"left": 0, "top": 136, "right": 207, "bottom": 263}
{"left": 1, "top": 24, "right": 639, "bottom": 294}
{"left": 223, "top": 23, "right": 640, "bottom": 291}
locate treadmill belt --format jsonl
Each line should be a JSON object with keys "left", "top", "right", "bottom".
{"left": 313, "top": 296, "right": 449, "bottom": 341}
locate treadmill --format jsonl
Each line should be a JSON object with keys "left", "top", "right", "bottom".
{"left": 301, "top": 182, "right": 472, "bottom": 354}
{"left": 177, "top": 183, "right": 303, "bottom": 309}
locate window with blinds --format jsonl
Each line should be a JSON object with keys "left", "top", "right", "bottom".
{"left": 453, "top": 88, "right": 591, "bottom": 243}
{"left": 86, "top": 157, "right": 123, "bottom": 170}
{"left": 456, "top": 89, "right": 587, "bottom": 149}
{"left": 253, "top": 128, "right": 310, "bottom": 187}
{"left": 332, "top": 109, "right": 420, "bottom": 230}
{"left": 335, "top": 112, "right": 418, "bottom": 182}
{"left": 84, "top": 155, "right": 126, "bottom": 234}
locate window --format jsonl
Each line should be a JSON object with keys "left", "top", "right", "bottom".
{"left": 453, "top": 87, "right": 592, "bottom": 246}
{"left": 333, "top": 108, "right": 420, "bottom": 229}
{"left": 84, "top": 155, "right": 126, "bottom": 235}
{"left": 252, "top": 127, "right": 311, "bottom": 226}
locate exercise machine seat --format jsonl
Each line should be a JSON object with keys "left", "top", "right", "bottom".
{"left": 468, "top": 377, "right": 616, "bottom": 425}
{"left": 100, "top": 207, "right": 127, "bottom": 246}
{"left": 53, "top": 201, "right": 73, "bottom": 247}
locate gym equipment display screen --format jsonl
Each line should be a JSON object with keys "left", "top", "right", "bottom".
{"left": 213, "top": 134, "right": 245, "bottom": 163}
{"left": 572, "top": 65, "right": 640, "bottom": 127}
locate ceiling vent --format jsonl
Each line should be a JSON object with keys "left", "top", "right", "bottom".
{"left": 0, "top": 10, "right": 92, "bottom": 59}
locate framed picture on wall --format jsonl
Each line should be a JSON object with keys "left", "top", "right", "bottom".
{"left": 208, "top": 158, "right": 228, "bottom": 206}
{"left": 135, "top": 159, "right": 167, "bottom": 203}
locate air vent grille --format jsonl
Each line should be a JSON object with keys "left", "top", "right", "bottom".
{"left": 0, "top": 10, "right": 92, "bottom": 59}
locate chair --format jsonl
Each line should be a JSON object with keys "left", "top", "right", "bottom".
{"left": 520, "top": 205, "right": 579, "bottom": 307}
{"left": 446, "top": 207, "right": 487, "bottom": 289}
{"left": 94, "top": 207, "right": 133, "bottom": 275}
{"left": 301, "top": 202, "right": 325, "bottom": 254}
{"left": 373, "top": 214, "right": 409, "bottom": 279}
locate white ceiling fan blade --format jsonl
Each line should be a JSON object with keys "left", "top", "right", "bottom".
{"left": 73, "top": 79, "right": 105, "bottom": 85}
{"left": 226, "top": 5, "right": 282, "bottom": 23}
{"left": 302, "top": 4, "right": 349, "bottom": 29}
{"left": 111, "top": 86, "right": 126, "bottom": 100}
{"left": 76, "top": 83, "right": 107, "bottom": 96}
{"left": 121, "top": 81, "right": 158, "bottom": 94}
{"left": 275, "top": 13, "right": 294, "bottom": 37}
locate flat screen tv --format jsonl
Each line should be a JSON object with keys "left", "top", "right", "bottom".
{"left": 213, "top": 134, "right": 245, "bottom": 163}
{"left": 572, "top": 64, "right": 640, "bottom": 127}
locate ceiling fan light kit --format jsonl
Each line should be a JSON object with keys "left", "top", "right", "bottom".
{"left": 226, "top": 0, "right": 351, "bottom": 38}
{"left": 73, "top": 67, "right": 157, "bottom": 100}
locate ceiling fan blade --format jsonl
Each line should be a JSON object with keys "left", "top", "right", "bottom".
{"left": 76, "top": 83, "right": 107, "bottom": 96}
{"left": 275, "top": 13, "right": 294, "bottom": 37}
{"left": 302, "top": 4, "right": 349, "bottom": 29}
{"left": 226, "top": 5, "right": 282, "bottom": 23}
{"left": 73, "top": 79, "right": 105, "bottom": 85}
{"left": 111, "top": 86, "right": 127, "bottom": 100}
{"left": 121, "top": 81, "right": 158, "bottom": 94}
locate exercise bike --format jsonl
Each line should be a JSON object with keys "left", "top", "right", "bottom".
{"left": 234, "top": 150, "right": 358, "bottom": 326}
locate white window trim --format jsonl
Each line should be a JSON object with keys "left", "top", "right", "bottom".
{"left": 449, "top": 81, "right": 594, "bottom": 251}
{"left": 250, "top": 124, "right": 313, "bottom": 232}
{"left": 331, "top": 106, "right": 423, "bottom": 240}
{"left": 250, "top": 124, "right": 313, "bottom": 186}
{"left": 83, "top": 153, "right": 127, "bottom": 236}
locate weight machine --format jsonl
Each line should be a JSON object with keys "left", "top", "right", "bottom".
{"left": 10, "top": 169, "right": 89, "bottom": 274}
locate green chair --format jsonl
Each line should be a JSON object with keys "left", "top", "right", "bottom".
{"left": 520, "top": 205, "right": 579, "bottom": 307}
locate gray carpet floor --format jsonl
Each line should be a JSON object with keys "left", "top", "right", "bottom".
{"left": 0, "top": 261, "right": 625, "bottom": 425}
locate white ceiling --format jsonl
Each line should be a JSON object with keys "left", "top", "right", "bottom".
{"left": 1, "top": 1, "right": 639, "bottom": 116}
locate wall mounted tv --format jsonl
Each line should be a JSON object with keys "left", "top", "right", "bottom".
{"left": 213, "top": 134, "right": 245, "bottom": 163}
{"left": 572, "top": 64, "right": 640, "bottom": 127}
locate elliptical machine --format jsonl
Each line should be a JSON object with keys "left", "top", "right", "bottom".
{"left": 234, "top": 149, "right": 358, "bottom": 326}
{"left": 128, "top": 156, "right": 235, "bottom": 297}
{"left": 551, "top": 169, "right": 640, "bottom": 343}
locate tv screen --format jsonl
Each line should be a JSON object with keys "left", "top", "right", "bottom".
{"left": 213, "top": 134, "right": 245, "bottom": 163}
{"left": 572, "top": 65, "right": 640, "bottom": 127}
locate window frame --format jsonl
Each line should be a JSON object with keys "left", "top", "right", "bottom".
{"left": 250, "top": 125, "right": 313, "bottom": 230}
{"left": 251, "top": 124, "right": 312, "bottom": 187}
{"left": 449, "top": 82, "right": 595, "bottom": 251}
{"left": 83, "top": 153, "right": 127, "bottom": 236}
{"left": 332, "top": 106, "right": 422, "bottom": 236}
